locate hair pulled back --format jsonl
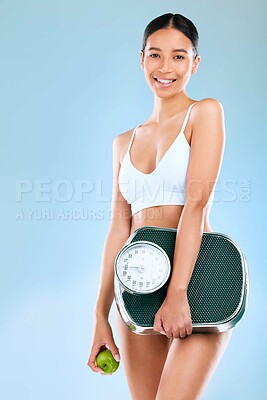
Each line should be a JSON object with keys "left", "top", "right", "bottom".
{"left": 141, "top": 13, "right": 199, "bottom": 60}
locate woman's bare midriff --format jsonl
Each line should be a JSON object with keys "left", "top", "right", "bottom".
{"left": 130, "top": 204, "right": 213, "bottom": 235}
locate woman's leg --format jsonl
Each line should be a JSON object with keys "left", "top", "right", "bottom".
{"left": 155, "top": 329, "right": 233, "bottom": 400}
{"left": 114, "top": 307, "right": 172, "bottom": 400}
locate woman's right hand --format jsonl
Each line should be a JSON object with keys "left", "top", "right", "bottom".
{"left": 87, "top": 315, "right": 121, "bottom": 374}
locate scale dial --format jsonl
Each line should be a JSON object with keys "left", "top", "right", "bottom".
{"left": 114, "top": 240, "right": 171, "bottom": 294}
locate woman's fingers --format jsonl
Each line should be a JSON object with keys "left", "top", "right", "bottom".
{"left": 186, "top": 325, "right": 193, "bottom": 336}
{"left": 153, "top": 314, "right": 163, "bottom": 333}
{"left": 179, "top": 329, "right": 187, "bottom": 338}
{"left": 87, "top": 344, "right": 107, "bottom": 373}
{"left": 169, "top": 323, "right": 193, "bottom": 339}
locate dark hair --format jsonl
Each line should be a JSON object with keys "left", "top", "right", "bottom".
{"left": 141, "top": 13, "right": 199, "bottom": 60}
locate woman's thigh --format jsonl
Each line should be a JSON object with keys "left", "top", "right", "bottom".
{"left": 114, "top": 307, "right": 172, "bottom": 400}
{"left": 155, "top": 329, "right": 233, "bottom": 400}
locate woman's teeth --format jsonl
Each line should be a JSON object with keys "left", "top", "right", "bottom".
{"left": 153, "top": 77, "right": 176, "bottom": 87}
{"left": 155, "top": 77, "right": 176, "bottom": 83}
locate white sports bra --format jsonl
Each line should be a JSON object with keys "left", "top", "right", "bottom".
{"left": 118, "top": 102, "right": 215, "bottom": 215}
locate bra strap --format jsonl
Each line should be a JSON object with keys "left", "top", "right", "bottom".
{"left": 180, "top": 102, "right": 198, "bottom": 133}
{"left": 128, "top": 124, "right": 141, "bottom": 152}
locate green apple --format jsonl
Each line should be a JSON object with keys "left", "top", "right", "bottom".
{"left": 96, "top": 349, "right": 120, "bottom": 374}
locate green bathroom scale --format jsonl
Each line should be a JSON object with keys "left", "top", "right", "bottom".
{"left": 114, "top": 226, "right": 249, "bottom": 335}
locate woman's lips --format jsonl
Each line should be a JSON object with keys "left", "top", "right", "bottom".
{"left": 153, "top": 77, "right": 176, "bottom": 88}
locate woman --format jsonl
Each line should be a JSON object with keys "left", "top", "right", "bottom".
{"left": 88, "top": 13, "right": 233, "bottom": 400}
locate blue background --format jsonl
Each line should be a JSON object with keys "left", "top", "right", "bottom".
{"left": 1, "top": 0, "right": 266, "bottom": 399}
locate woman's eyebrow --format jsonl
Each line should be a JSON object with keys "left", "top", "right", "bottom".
{"left": 147, "top": 47, "right": 188, "bottom": 54}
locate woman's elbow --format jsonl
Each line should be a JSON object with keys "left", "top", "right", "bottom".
{"left": 184, "top": 198, "right": 208, "bottom": 217}
{"left": 109, "top": 208, "right": 132, "bottom": 235}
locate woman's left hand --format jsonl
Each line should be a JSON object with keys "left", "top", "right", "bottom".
{"left": 153, "top": 290, "right": 193, "bottom": 339}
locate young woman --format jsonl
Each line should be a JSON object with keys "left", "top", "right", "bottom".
{"left": 88, "top": 13, "right": 233, "bottom": 400}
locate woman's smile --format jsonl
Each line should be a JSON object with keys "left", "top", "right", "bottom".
{"left": 153, "top": 76, "right": 177, "bottom": 88}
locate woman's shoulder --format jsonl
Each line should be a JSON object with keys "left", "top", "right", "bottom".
{"left": 194, "top": 97, "right": 224, "bottom": 112}
{"left": 190, "top": 98, "right": 225, "bottom": 128}
{"left": 191, "top": 98, "right": 225, "bottom": 141}
{"left": 113, "top": 127, "right": 135, "bottom": 147}
{"left": 112, "top": 127, "right": 136, "bottom": 163}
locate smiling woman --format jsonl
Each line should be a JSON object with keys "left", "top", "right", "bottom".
{"left": 88, "top": 12, "right": 233, "bottom": 400}
{"left": 150, "top": 47, "right": 192, "bottom": 88}
{"left": 140, "top": 18, "right": 200, "bottom": 100}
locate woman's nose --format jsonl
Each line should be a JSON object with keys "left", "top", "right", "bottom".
{"left": 157, "top": 58, "right": 173, "bottom": 73}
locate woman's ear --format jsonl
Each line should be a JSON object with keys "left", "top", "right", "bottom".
{"left": 139, "top": 50, "right": 144, "bottom": 70}
{"left": 191, "top": 55, "right": 201, "bottom": 75}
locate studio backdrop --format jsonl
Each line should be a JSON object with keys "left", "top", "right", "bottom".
{"left": 1, "top": 1, "right": 266, "bottom": 399}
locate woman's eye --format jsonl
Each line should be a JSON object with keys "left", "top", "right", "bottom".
{"left": 149, "top": 54, "right": 184, "bottom": 60}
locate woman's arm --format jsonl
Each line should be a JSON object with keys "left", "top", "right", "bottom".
{"left": 88, "top": 135, "right": 131, "bottom": 371}
{"left": 94, "top": 134, "right": 132, "bottom": 319}
{"left": 166, "top": 98, "right": 226, "bottom": 296}
{"left": 152, "top": 98, "right": 225, "bottom": 338}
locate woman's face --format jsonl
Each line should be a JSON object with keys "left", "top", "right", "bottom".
{"left": 140, "top": 28, "right": 200, "bottom": 97}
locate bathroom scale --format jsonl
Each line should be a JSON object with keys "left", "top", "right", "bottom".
{"left": 114, "top": 226, "right": 249, "bottom": 335}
